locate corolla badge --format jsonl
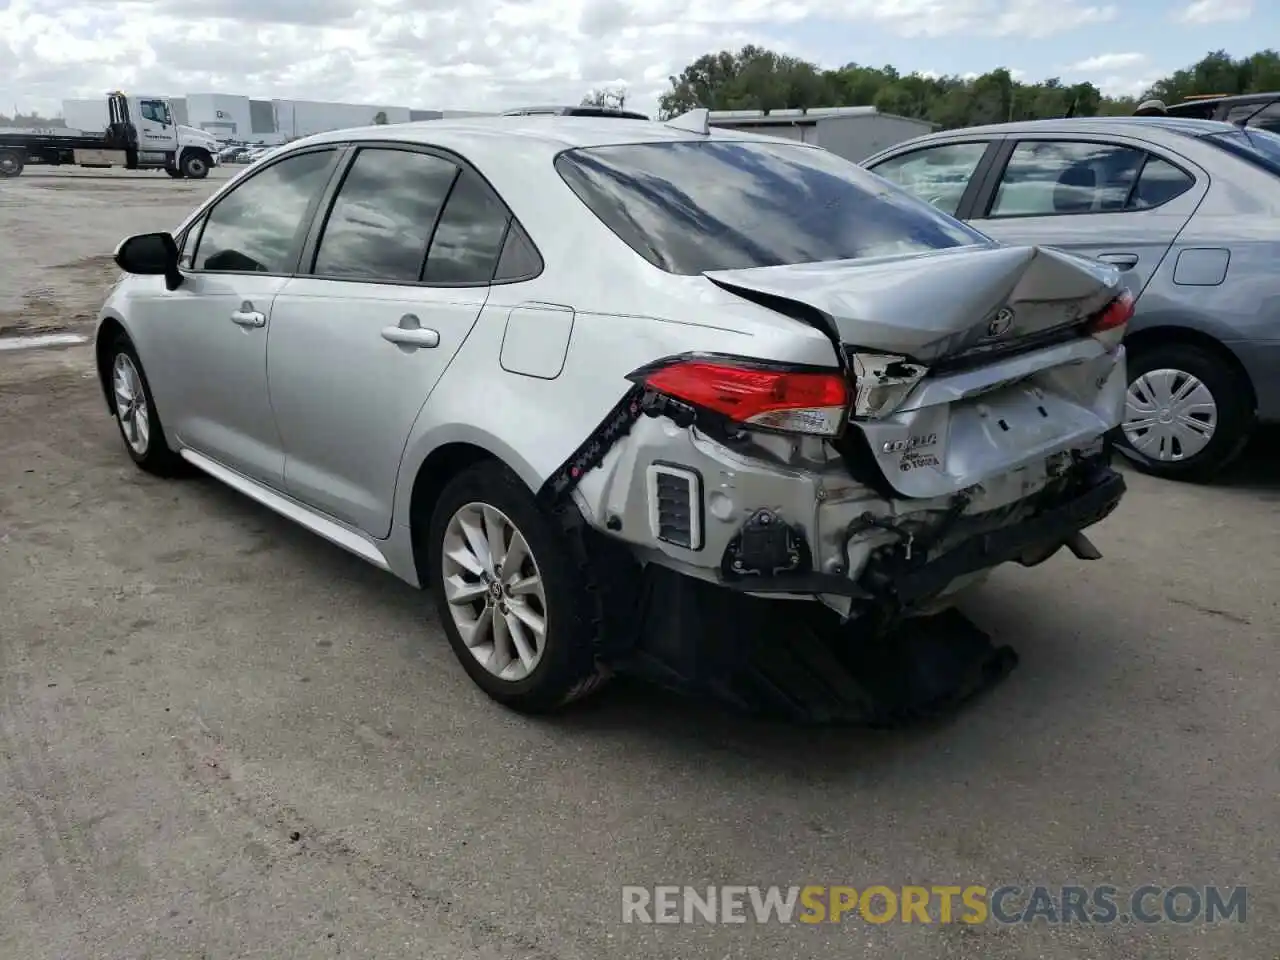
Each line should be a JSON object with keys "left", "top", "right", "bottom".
{"left": 986, "top": 308, "right": 1014, "bottom": 338}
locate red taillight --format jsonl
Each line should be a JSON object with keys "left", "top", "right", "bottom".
{"left": 630, "top": 357, "right": 849, "bottom": 437}
{"left": 1088, "top": 291, "right": 1135, "bottom": 333}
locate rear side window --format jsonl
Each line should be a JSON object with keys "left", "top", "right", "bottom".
{"left": 554, "top": 140, "right": 988, "bottom": 276}
{"left": 422, "top": 169, "right": 512, "bottom": 285}
{"left": 1130, "top": 157, "right": 1195, "bottom": 208}
{"left": 989, "top": 141, "right": 1192, "bottom": 217}
{"left": 493, "top": 220, "right": 542, "bottom": 281}
{"left": 194, "top": 149, "right": 336, "bottom": 273}
{"left": 312, "top": 147, "right": 459, "bottom": 282}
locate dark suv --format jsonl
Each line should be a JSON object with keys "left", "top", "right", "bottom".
{"left": 1164, "top": 93, "right": 1280, "bottom": 133}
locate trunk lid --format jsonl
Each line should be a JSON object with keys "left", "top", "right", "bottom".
{"left": 704, "top": 244, "right": 1122, "bottom": 367}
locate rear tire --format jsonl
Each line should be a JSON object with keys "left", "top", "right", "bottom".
{"left": 1115, "top": 341, "right": 1253, "bottom": 483}
{"left": 106, "top": 334, "right": 182, "bottom": 477}
{"left": 0, "top": 148, "right": 25, "bottom": 178}
{"left": 426, "top": 461, "right": 609, "bottom": 713}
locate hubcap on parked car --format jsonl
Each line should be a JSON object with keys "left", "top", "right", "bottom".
{"left": 441, "top": 502, "right": 548, "bottom": 682}
{"left": 187, "top": 158, "right": 207, "bottom": 176}
{"left": 0, "top": 154, "right": 19, "bottom": 176}
{"left": 112, "top": 353, "right": 150, "bottom": 455}
{"left": 1123, "top": 367, "right": 1217, "bottom": 461}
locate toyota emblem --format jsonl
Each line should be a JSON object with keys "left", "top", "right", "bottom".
{"left": 986, "top": 308, "right": 1014, "bottom": 338}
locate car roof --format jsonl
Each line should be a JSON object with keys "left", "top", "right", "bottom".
{"left": 293, "top": 114, "right": 799, "bottom": 158}
{"left": 889, "top": 116, "right": 1241, "bottom": 145}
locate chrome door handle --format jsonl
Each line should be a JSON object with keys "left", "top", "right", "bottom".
{"left": 1097, "top": 253, "right": 1139, "bottom": 270}
{"left": 381, "top": 314, "right": 440, "bottom": 349}
{"left": 230, "top": 309, "right": 266, "bottom": 327}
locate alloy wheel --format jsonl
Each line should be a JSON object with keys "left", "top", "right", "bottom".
{"left": 1122, "top": 367, "right": 1218, "bottom": 462}
{"left": 440, "top": 502, "right": 548, "bottom": 682}
{"left": 112, "top": 353, "right": 151, "bottom": 456}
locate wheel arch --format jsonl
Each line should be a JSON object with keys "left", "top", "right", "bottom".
{"left": 95, "top": 315, "right": 129, "bottom": 413}
{"left": 1124, "top": 324, "right": 1258, "bottom": 415}
{"left": 401, "top": 437, "right": 542, "bottom": 585}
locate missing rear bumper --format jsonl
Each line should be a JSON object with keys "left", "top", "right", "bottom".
{"left": 708, "top": 460, "right": 1125, "bottom": 605}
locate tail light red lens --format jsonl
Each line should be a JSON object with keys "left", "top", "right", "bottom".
{"left": 1087, "top": 291, "right": 1135, "bottom": 334}
{"left": 629, "top": 357, "right": 849, "bottom": 437}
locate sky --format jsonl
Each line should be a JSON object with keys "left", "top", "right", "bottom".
{"left": 0, "top": 0, "right": 1270, "bottom": 119}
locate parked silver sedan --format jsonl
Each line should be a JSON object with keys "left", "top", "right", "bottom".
{"left": 864, "top": 117, "right": 1280, "bottom": 482}
{"left": 96, "top": 113, "right": 1128, "bottom": 715}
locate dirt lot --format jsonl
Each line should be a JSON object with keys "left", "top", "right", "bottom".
{"left": 1, "top": 168, "right": 1278, "bottom": 960}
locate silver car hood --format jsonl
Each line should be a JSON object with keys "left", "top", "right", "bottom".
{"left": 704, "top": 244, "right": 1122, "bottom": 364}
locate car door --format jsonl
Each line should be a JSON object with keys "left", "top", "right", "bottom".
{"left": 134, "top": 98, "right": 177, "bottom": 158}
{"left": 965, "top": 137, "right": 1204, "bottom": 298}
{"left": 135, "top": 146, "right": 342, "bottom": 487}
{"left": 267, "top": 144, "right": 515, "bottom": 537}
{"left": 865, "top": 140, "right": 999, "bottom": 219}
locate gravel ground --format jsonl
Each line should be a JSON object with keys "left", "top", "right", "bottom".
{"left": 0, "top": 165, "right": 232, "bottom": 334}
{"left": 1, "top": 168, "right": 1277, "bottom": 960}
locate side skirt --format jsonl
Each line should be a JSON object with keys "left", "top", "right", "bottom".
{"left": 179, "top": 449, "right": 392, "bottom": 572}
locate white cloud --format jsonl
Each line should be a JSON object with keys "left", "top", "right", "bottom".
{"left": 1174, "top": 0, "right": 1251, "bottom": 24}
{"left": 0, "top": 0, "right": 1131, "bottom": 119}
{"left": 1065, "top": 52, "right": 1147, "bottom": 72}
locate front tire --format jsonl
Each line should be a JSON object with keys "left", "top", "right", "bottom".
{"left": 165, "top": 167, "right": 184, "bottom": 179}
{"left": 1115, "top": 341, "right": 1254, "bottom": 483}
{"left": 426, "top": 462, "right": 609, "bottom": 713}
{"left": 107, "top": 335, "right": 182, "bottom": 476}
{"left": 180, "top": 151, "right": 210, "bottom": 179}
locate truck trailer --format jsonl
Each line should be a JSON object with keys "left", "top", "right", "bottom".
{"left": 0, "top": 92, "right": 219, "bottom": 179}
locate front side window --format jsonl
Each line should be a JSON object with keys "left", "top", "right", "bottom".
{"left": 312, "top": 148, "right": 459, "bottom": 282}
{"left": 869, "top": 142, "right": 989, "bottom": 216}
{"left": 555, "top": 139, "right": 988, "bottom": 276}
{"left": 990, "top": 141, "right": 1152, "bottom": 217}
{"left": 141, "top": 100, "right": 171, "bottom": 124}
{"left": 193, "top": 149, "right": 336, "bottom": 274}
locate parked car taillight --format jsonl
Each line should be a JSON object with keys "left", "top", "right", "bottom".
{"left": 628, "top": 355, "right": 850, "bottom": 437}
{"left": 1087, "top": 291, "right": 1135, "bottom": 334}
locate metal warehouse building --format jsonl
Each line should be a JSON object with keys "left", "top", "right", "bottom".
{"left": 708, "top": 106, "right": 936, "bottom": 162}
{"left": 61, "top": 93, "right": 493, "bottom": 144}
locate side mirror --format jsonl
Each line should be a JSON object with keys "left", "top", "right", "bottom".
{"left": 114, "top": 232, "right": 183, "bottom": 290}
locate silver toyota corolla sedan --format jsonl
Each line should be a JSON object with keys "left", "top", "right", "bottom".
{"left": 96, "top": 112, "right": 1129, "bottom": 715}
{"left": 863, "top": 117, "right": 1280, "bottom": 483}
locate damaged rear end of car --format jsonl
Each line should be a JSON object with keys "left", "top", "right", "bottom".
{"left": 548, "top": 135, "right": 1130, "bottom": 722}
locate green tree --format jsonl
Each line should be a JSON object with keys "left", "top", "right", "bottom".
{"left": 657, "top": 46, "right": 1280, "bottom": 130}
{"left": 372, "top": 111, "right": 388, "bottom": 125}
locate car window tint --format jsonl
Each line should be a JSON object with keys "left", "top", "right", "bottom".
{"left": 1129, "top": 157, "right": 1195, "bottom": 209}
{"left": 311, "top": 148, "right": 459, "bottom": 282}
{"left": 869, "top": 143, "right": 988, "bottom": 216}
{"left": 555, "top": 140, "right": 989, "bottom": 276}
{"left": 493, "top": 220, "right": 541, "bottom": 281}
{"left": 990, "top": 141, "right": 1145, "bottom": 217}
{"left": 194, "top": 150, "right": 336, "bottom": 273}
{"left": 1206, "top": 126, "right": 1280, "bottom": 177}
{"left": 422, "top": 169, "right": 511, "bottom": 285}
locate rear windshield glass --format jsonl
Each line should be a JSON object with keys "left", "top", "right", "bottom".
{"left": 554, "top": 140, "right": 990, "bottom": 275}
{"left": 1203, "top": 126, "right": 1280, "bottom": 177}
